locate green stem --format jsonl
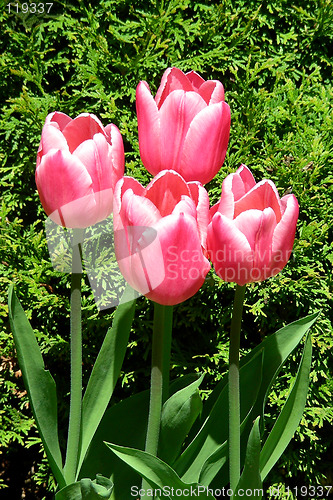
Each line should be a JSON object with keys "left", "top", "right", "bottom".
{"left": 141, "top": 303, "right": 173, "bottom": 498}
{"left": 229, "top": 284, "right": 246, "bottom": 496}
{"left": 64, "top": 228, "right": 84, "bottom": 484}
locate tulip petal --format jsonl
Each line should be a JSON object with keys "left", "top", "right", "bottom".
{"left": 271, "top": 194, "right": 299, "bottom": 272}
{"left": 73, "top": 135, "right": 109, "bottom": 188}
{"left": 35, "top": 149, "right": 97, "bottom": 227}
{"left": 185, "top": 70, "right": 205, "bottom": 90}
{"left": 155, "top": 67, "right": 194, "bottom": 108}
{"left": 136, "top": 81, "right": 162, "bottom": 175}
{"left": 181, "top": 101, "right": 231, "bottom": 184}
{"left": 74, "top": 134, "right": 118, "bottom": 221}
{"left": 113, "top": 177, "right": 145, "bottom": 228}
{"left": 217, "top": 164, "right": 256, "bottom": 217}
{"left": 207, "top": 212, "right": 253, "bottom": 286}
{"left": 198, "top": 80, "right": 225, "bottom": 104}
{"left": 188, "top": 182, "right": 210, "bottom": 248}
{"left": 234, "top": 180, "right": 282, "bottom": 222}
{"left": 47, "top": 111, "right": 72, "bottom": 129}
{"left": 234, "top": 208, "right": 276, "bottom": 278}
{"left": 62, "top": 113, "right": 106, "bottom": 153}
{"left": 159, "top": 90, "right": 207, "bottom": 173}
{"left": 172, "top": 195, "right": 197, "bottom": 219}
{"left": 122, "top": 190, "right": 161, "bottom": 228}
{"left": 105, "top": 123, "right": 125, "bottom": 181}
{"left": 144, "top": 213, "right": 210, "bottom": 305}
{"left": 37, "top": 124, "right": 69, "bottom": 165}
{"left": 145, "top": 170, "right": 191, "bottom": 216}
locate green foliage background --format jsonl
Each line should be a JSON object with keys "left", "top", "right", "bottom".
{"left": 0, "top": 0, "right": 332, "bottom": 497}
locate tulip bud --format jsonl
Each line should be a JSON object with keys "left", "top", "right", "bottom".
{"left": 136, "top": 67, "right": 231, "bottom": 185}
{"left": 35, "top": 112, "right": 124, "bottom": 228}
{"left": 113, "top": 170, "right": 211, "bottom": 305}
{"left": 207, "top": 165, "right": 299, "bottom": 285}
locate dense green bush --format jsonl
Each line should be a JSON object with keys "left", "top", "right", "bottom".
{"left": 0, "top": 0, "right": 332, "bottom": 497}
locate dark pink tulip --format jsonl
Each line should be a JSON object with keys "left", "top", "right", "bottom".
{"left": 35, "top": 112, "right": 124, "bottom": 228}
{"left": 113, "top": 170, "right": 211, "bottom": 306}
{"left": 136, "top": 67, "right": 231, "bottom": 185}
{"left": 207, "top": 165, "right": 299, "bottom": 285}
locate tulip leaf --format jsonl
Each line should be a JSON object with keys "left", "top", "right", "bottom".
{"left": 8, "top": 285, "right": 65, "bottom": 488}
{"left": 79, "top": 374, "right": 201, "bottom": 499}
{"left": 234, "top": 417, "right": 262, "bottom": 499}
{"left": 198, "top": 440, "right": 228, "bottom": 487}
{"left": 55, "top": 475, "right": 113, "bottom": 500}
{"left": 106, "top": 443, "right": 216, "bottom": 499}
{"left": 260, "top": 333, "right": 312, "bottom": 480}
{"left": 208, "top": 312, "right": 319, "bottom": 490}
{"left": 198, "top": 363, "right": 264, "bottom": 488}
{"left": 242, "top": 312, "right": 318, "bottom": 427}
{"left": 159, "top": 373, "right": 204, "bottom": 465}
{"left": 174, "top": 349, "right": 263, "bottom": 484}
{"left": 78, "top": 286, "right": 136, "bottom": 476}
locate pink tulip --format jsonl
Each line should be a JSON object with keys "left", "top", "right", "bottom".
{"left": 113, "top": 170, "right": 211, "bottom": 305}
{"left": 207, "top": 165, "right": 299, "bottom": 285}
{"left": 35, "top": 112, "right": 124, "bottom": 228}
{"left": 136, "top": 67, "right": 231, "bottom": 185}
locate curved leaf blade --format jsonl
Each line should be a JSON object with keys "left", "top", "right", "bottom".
{"left": 260, "top": 333, "right": 312, "bottom": 480}
{"left": 8, "top": 285, "right": 65, "bottom": 488}
{"left": 235, "top": 417, "right": 262, "bottom": 499}
{"left": 106, "top": 444, "right": 216, "bottom": 499}
{"left": 175, "top": 349, "right": 263, "bottom": 483}
{"left": 79, "top": 286, "right": 136, "bottom": 475}
{"left": 159, "top": 373, "right": 204, "bottom": 465}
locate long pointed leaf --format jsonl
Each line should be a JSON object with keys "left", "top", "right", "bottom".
{"left": 209, "top": 312, "right": 319, "bottom": 490}
{"left": 260, "top": 333, "right": 312, "bottom": 480}
{"left": 159, "top": 374, "right": 204, "bottom": 465}
{"left": 106, "top": 444, "right": 216, "bottom": 499}
{"left": 235, "top": 417, "right": 262, "bottom": 498}
{"left": 243, "top": 312, "right": 318, "bottom": 424}
{"left": 8, "top": 285, "right": 65, "bottom": 488}
{"left": 78, "top": 286, "right": 136, "bottom": 475}
{"left": 174, "top": 350, "right": 263, "bottom": 483}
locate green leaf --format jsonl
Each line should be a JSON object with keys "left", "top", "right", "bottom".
{"left": 55, "top": 475, "right": 113, "bottom": 500}
{"left": 234, "top": 417, "right": 262, "bottom": 498}
{"left": 78, "top": 286, "right": 136, "bottom": 475}
{"left": 106, "top": 444, "right": 216, "bottom": 499}
{"left": 8, "top": 285, "right": 65, "bottom": 488}
{"left": 79, "top": 375, "right": 201, "bottom": 499}
{"left": 159, "top": 373, "right": 204, "bottom": 465}
{"left": 209, "top": 312, "right": 319, "bottom": 490}
{"left": 243, "top": 312, "right": 318, "bottom": 426}
{"left": 174, "top": 350, "right": 263, "bottom": 484}
{"left": 198, "top": 441, "right": 228, "bottom": 487}
{"left": 260, "top": 333, "right": 312, "bottom": 480}
{"left": 198, "top": 353, "right": 263, "bottom": 487}
{"left": 79, "top": 390, "right": 150, "bottom": 498}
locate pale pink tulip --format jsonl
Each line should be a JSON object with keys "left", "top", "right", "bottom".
{"left": 35, "top": 112, "right": 124, "bottom": 228}
{"left": 136, "top": 67, "right": 231, "bottom": 185}
{"left": 113, "top": 170, "right": 211, "bottom": 305}
{"left": 207, "top": 165, "right": 299, "bottom": 285}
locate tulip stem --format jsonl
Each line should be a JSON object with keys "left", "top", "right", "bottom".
{"left": 141, "top": 303, "right": 173, "bottom": 498}
{"left": 64, "top": 228, "right": 84, "bottom": 484}
{"left": 229, "top": 284, "right": 246, "bottom": 496}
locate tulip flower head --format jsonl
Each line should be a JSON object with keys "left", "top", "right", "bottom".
{"left": 113, "top": 170, "right": 211, "bottom": 306}
{"left": 35, "top": 112, "right": 124, "bottom": 228}
{"left": 136, "top": 67, "right": 231, "bottom": 185}
{"left": 207, "top": 165, "right": 299, "bottom": 285}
